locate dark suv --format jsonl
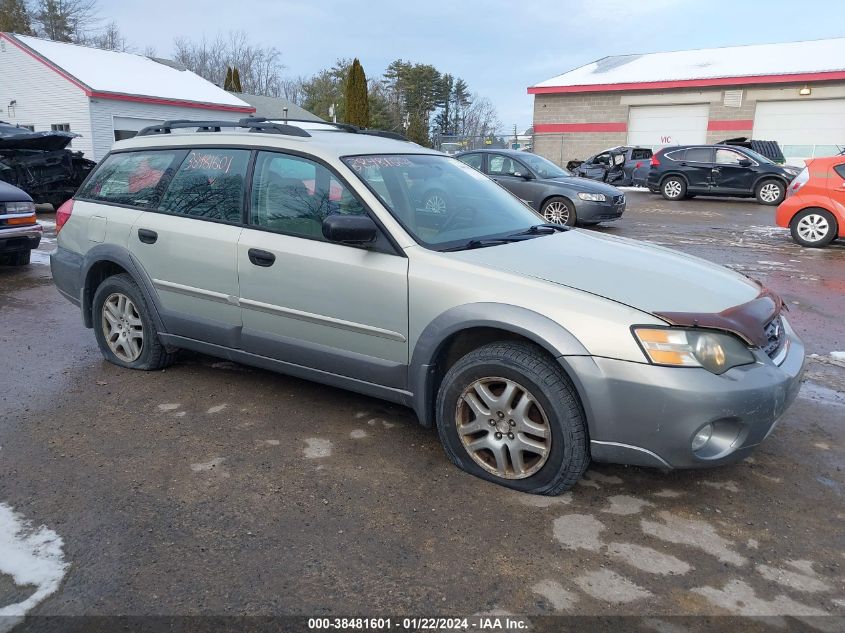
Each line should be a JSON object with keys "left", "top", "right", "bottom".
{"left": 647, "top": 145, "right": 801, "bottom": 205}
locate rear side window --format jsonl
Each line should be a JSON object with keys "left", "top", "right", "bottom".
{"left": 834, "top": 164, "right": 845, "bottom": 179}
{"left": 631, "top": 148, "right": 652, "bottom": 160}
{"left": 250, "top": 151, "right": 367, "bottom": 240}
{"left": 686, "top": 148, "right": 714, "bottom": 163}
{"left": 159, "top": 149, "right": 250, "bottom": 223}
{"left": 458, "top": 153, "right": 483, "bottom": 170}
{"left": 78, "top": 150, "right": 183, "bottom": 207}
{"left": 663, "top": 150, "right": 685, "bottom": 161}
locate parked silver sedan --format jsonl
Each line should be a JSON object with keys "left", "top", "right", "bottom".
{"left": 52, "top": 120, "right": 804, "bottom": 495}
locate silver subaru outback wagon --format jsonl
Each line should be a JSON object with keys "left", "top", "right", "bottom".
{"left": 51, "top": 118, "right": 805, "bottom": 495}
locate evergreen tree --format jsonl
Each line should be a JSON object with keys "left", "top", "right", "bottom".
{"left": 0, "top": 0, "right": 34, "bottom": 35}
{"left": 223, "top": 66, "right": 234, "bottom": 90}
{"left": 232, "top": 67, "right": 242, "bottom": 92}
{"left": 343, "top": 58, "right": 369, "bottom": 128}
{"left": 406, "top": 112, "right": 429, "bottom": 147}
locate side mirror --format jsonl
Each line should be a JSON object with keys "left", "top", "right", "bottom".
{"left": 322, "top": 214, "right": 378, "bottom": 245}
{"left": 738, "top": 158, "right": 753, "bottom": 167}
{"left": 514, "top": 171, "right": 533, "bottom": 180}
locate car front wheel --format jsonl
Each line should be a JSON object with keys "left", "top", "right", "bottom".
{"left": 436, "top": 341, "right": 589, "bottom": 495}
{"left": 755, "top": 179, "right": 785, "bottom": 205}
{"left": 541, "top": 197, "right": 576, "bottom": 226}
{"left": 661, "top": 176, "right": 686, "bottom": 200}
{"left": 790, "top": 208, "right": 838, "bottom": 248}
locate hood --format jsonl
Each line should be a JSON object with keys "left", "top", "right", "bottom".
{"left": 0, "top": 122, "right": 77, "bottom": 152}
{"left": 546, "top": 176, "right": 622, "bottom": 196}
{"left": 0, "top": 179, "right": 33, "bottom": 202}
{"left": 449, "top": 230, "right": 760, "bottom": 315}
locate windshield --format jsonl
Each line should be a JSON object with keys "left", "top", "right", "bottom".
{"left": 344, "top": 154, "right": 546, "bottom": 249}
{"left": 516, "top": 153, "right": 571, "bottom": 179}
{"left": 741, "top": 148, "right": 775, "bottom": 165}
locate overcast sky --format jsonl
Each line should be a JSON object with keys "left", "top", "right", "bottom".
{"left": 101, "top": 0, "right": 844, "bottom": 132}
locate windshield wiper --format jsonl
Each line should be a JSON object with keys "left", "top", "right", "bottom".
{"left": 440, "top": 237, "right": 529, "bottom": 252}
{"left": 508, "top": 223, "right": 569, "bottom": 237}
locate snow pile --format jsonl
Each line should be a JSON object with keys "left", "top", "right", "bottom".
{"left": 0, "top": 503, "right": 68, "bottom": 623}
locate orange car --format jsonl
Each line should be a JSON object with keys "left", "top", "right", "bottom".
{"left": 776, "top": 155, "right": 845, "bottom": 247}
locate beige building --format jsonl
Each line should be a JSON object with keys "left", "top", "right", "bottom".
{"left": 529, "top": 37, "right": 845, "bottom": 167}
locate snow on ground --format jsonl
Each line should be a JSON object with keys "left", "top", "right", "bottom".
{"left": 0, "top": 503, "right": 68, "bottom": 627}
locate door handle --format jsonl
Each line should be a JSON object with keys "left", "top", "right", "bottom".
{"left": 137, "top": 228, "right": 157, "bottom": 244}
{"left": 248, "top": 248, "right": 276, "bottom": 267}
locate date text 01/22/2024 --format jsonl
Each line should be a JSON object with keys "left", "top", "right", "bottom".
{"left": 307, "top": 617, "right": 529, "bottom": 630}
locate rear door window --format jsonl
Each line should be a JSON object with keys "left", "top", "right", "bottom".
{"left": 686, "top": 148, "right": 714, "bottom": 163}
{"left": 457, "top": 153, "right": 483, "bottom": 171}
{"left": 158, "top": 149, "right": 251, "bottom": 223}
{"left": 78, "top": 150, "right": 184, "bottom": 207}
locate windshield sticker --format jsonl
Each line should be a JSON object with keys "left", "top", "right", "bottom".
{"left": 348, "top": 156, "right": 414, "bottom": 172}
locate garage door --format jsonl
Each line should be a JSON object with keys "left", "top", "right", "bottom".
{"left": 627, "top": 104, "right": 709, "bottom": 148}
{"left": 753, "top": 99, "right": 845, "bottom": 165}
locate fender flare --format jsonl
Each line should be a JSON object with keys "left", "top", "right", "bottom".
{"left": 80, "top": 244, "right": 167, "bottom": 333}
{"left": 408, "top": 303, "right": 590, "bottom": 427}
{"left": 752, "top": 174, "right": 789, "bottom": 192}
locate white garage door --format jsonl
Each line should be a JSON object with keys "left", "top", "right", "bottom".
{"left": 627, "top": 104, "right": 709, "bottom": 149}
{"left": 753, "top": 99, "right": 845, "bottom": 165}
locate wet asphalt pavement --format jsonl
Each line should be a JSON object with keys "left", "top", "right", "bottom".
{"left": 1, "top": 191, "right": 844, "bottom": 631}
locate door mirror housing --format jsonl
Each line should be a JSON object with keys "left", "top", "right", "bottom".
{"left": 514, "top": 171, "right": 533, "bottom": 180}
{"left": 322, "top": 214, "right": 378, "bottom": 245}
{"left": 738, "top": 158, "right": 753, "bottom": 167}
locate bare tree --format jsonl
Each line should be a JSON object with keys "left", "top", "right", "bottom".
{"left": 173, "top": 31, "right": 286, "bottom": 96}
{"left": 280, "top": 76, "right": 308, "bottom": 105}
{"left": 460, "top": 94, "right": 500, "bottom": 140}
{"left": 32, "top": 0, "right": 98, "bottom": 42}
{"left": 81, "top": 20, "right": 131, "bottom": 51}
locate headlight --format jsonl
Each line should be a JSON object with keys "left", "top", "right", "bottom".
{"left": 633, "top": 327, "right": 755, "bottom": 374}
{"left": 3, "top": 201, "right": 36, "bottom": 214}
{"left": 577, "top": 192, "right": 606, "bottom": 202}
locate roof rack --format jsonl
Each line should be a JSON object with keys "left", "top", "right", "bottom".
{"left": 136, "top": 118, "right": 312, "bottom": 138}
{"left": 135, "top": 117, "right": 410, "bottom": 143}
{"left": 262, "top": 118, "right": 410, "bottom": 142}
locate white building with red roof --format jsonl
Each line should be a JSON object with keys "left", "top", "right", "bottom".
{"left": 0, "top": 33, "right": 255, "bottom": 159}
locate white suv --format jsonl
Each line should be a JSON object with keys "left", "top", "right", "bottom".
{"left": 51, "top": 118, "right": 805, "bottom": 495}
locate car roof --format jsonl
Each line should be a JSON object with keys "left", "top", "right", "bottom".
{"left": 456, "top": 149, "right": 532, "bottom": 157}
{"left": 111, "top": 121, "right": 441, "bottom": 163}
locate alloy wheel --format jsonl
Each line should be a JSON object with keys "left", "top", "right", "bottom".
{"left": 796, "top": 213, "right": 830, "bottom": 244}
{"left": 543, "top": 201, "right": 570, "bottom": 224}
{"left": 425, "top": 194, "right": 447, "bottom": 214}
{"left": 759, "top": 183, "right": 782, "bottom": 203}
{"left": 664, "top": 180, "right": 683, "bottom": 199}
{"left": 101, "top": 292, "right": 144, "bottom": 362}
{"left": 455, "top": 377, "right": 551, "bottom": 479}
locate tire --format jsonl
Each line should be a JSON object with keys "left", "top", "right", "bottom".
{"left": 541, "top": 197, "right": 576, "bottom": 227}
{"left": 660, "top": 176, "right": 686, "bottom": 201}
{"left": 755, "top": 179, "right": 785, "bottom": 206}
{"left": 422, "top": 189, "right": 449, "bottom": 215}
{"left": 789, "top": 208, "right": 838, "bottom": 248}
{"left": 435, "top": 341, "right": 589, "bottom": 495}
{"left": 8, "top": 250, "right": 31, "bottom": 266}
{"left": 92, "top": 273, "right": 177, "bottom": 370}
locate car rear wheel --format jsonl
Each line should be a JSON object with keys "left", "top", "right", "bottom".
{"left": 790, "top": 209, "right": 837, "bottom": 248}
{"left": 92, "top": 273, "right": 177, "bottom": 370}
{"left": 3, "top": 250, "right": 31, "bottom": 266}
{"left": 435, "top": 341, "right": 589, "bottom": 495}
{"left": 755, "top": 179, "right": 785, "bottom": 205}
{"left": 661, "top": 176, "right": 686, "bottom": 201}
{"left": 541, "top": 197, "right": 576, "bottom": 226}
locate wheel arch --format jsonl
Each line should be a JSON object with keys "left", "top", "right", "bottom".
{"left": 409, "top": 303, "right": 590, "bottom": 428}
{"left": 658, "top": 171, "right": 689, "bottom": 188}
{"left": 753, "top": 174, "right": 789, "bottom": 191}
{"left": 81, "top": 244, "right": 166, "bottom": 333}
{"left": 539, "top": 192, "right": 575, "bottom": 212}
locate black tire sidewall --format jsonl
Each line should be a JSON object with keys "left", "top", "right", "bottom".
{"left": 92, "top": 275, "right": 159, "bottom": 369}
{"left": 436, "top": 353, "right": 586, "bottom": 494}
{"left": 756, "top": 179, "right": 785, "bottom": 205}
{"left": 661, "top": 176, "right": 686, "bottom": 200}
{"left": 542, "top": 196, "right": 577, "bottom": 227}
{"left": 790, "top": 208, "right": 837, "bottom": 247}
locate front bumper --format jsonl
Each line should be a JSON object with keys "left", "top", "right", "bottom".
{"left": 0, "top": 224, "right": 42, "bottom": 253}
{"left": 576, "top": 198, "right": 626, "bottom": 223}
{"left": 562, "top": 324, "right": 805, "bottom": 469}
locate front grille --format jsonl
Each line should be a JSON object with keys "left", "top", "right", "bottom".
{"left": 613, "top": 194, "right": 625, "bottom": 205}
{"left": 762, "top": 315, "right": 784, "bottom": 358}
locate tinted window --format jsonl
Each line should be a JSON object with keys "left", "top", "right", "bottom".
{"left": 250, "top": 151, "right": 367, "bottom": 239}
{"left": 834, "top": 164, "right": 845, "bottom": 179}
{"left": 159, "top": 149, "right": 250, "bottom": 222}
{"left": 79, "top": 150, "right": 183, "bottom": 207}
{"left": 715, "top": 149, "right": 746, "bottom": 165}
{"left": 457, "top": 153, "right": 483, "bottom": 170}
{"left": 663, "top": 150, "right": 685, "bottom": 161}
{"left": 631, "top": 148, "right": 653, "bottom": 160}
{"left": 686, "top": 148, "right": 713, "bottom": 163}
